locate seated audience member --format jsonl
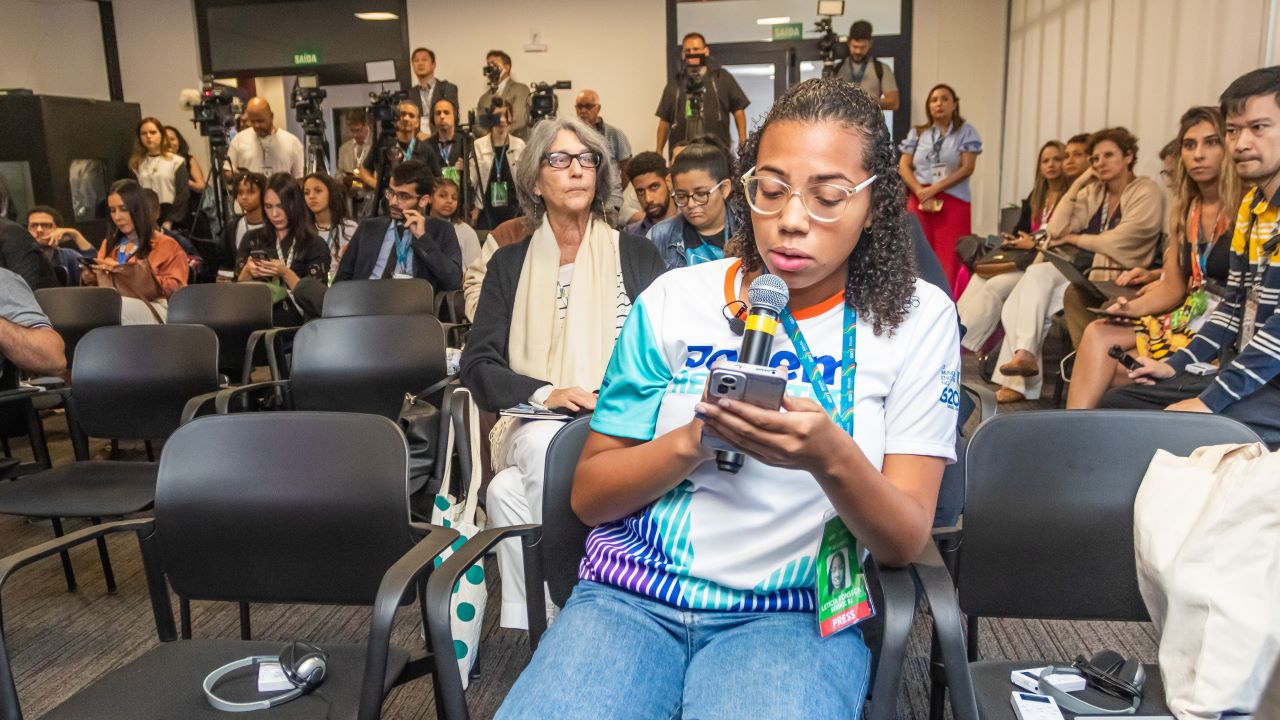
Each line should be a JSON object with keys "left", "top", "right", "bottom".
{"left": 358, "top": 101, "right": 443, "bottom": 191}
{"left": 303, "top": 172, "right": 358, "bottom": 278}
{"left": 957, "top": 140, "right": 1066, "bottom": 352}
{"left": 0, "top": 267, "right": 65, "bottom": 376}
{"left": 460, "top": 117, "right": 663, "bottom": 631}
{"left": 472, "top": 98, "right": 525, "bottom": 231}
{"left": 428, "top": 98, "right": 465, "bottom": 183}
{"left": 463, "top": 217, "right": 531, "bottom": 322}
{"left": 898, "top": 83, "right": 983, "bottom": 296}
{"left": 222, "top": 171, "right": 267, "bottom": 265}
{"left": 335, "top": 161, "right": 462, "bottom": 291}
{"left": 623, "top": 151, "right": 677, "bottom": 237}
{"left": 1158, "top": 137, "right": 1181, "bottom": 191}
{"left": 83, "top": 179, "right": 188, "bottom": 324}
{"left": 236, "top": 173, "right": 330, "bottom": 326}
{"left": 130, "top": 117, "right": 190, "bottom": 230}
{"left": 428, "top": 178, "right": 481, "bottom": 270}
{"left": 20, "top": 206, "right": 81, "bottom": 287}
{"left": 227, "top": 97, "right": 305, "bottom": 178}
{"left": 142, "top": 189, "right": 202, "bottom": 281}
{"left": 575, "top": 89, "right": 632, "bottom": 219}
{"left": 991, "top": 127, "right": 1163, "bottom": 402}
{"left": 495, "top": 77, "right": 958, "bottom": 719}
{"left": 1062, "top": 132, "right": 1091, "bottom": 181}
{"left": 1100, "top": 68, "right": 1280, "bottom": 446}
{"left": 1068, "top": 107, "right": 1238, "bottom": 409}
{"left": 646, "top": 141, "right": 735, "bottom": 270}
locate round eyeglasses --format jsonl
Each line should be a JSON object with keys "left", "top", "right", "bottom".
{"left": 739, "top": 167, "right": 877, "bottom": 223}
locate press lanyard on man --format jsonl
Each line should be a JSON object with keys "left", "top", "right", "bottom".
{"left": 403, "top": 138, "right": 416, "bottom": 162}
{"left": 778, "top": 300, "right": 873, "bottom": 638}
{"left": 393, "top": 225, "right": 413, "bottom": 276}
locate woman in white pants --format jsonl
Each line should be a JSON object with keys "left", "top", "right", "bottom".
{"left": 459, "top": 117, "right": 665, "bottom": 629}
{"left": 992, "top": 128, "right": 1164, "bottom": 401}
{"left": 958, "top": 141, "right": 1066, "bottom": 351}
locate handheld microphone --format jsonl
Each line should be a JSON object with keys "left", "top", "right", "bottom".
{"left": 716, "top": 274, "right": 789, "bottom": 473}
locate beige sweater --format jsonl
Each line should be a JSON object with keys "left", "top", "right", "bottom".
{"left": 1046, "top": 175, "right": 1164, "bottom": 279}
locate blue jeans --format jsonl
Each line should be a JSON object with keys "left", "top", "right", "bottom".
{"left": 494, "top": 581, "right": 872, "bottom": 719}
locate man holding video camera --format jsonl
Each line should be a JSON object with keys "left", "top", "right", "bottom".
{"left": 655, "top": 32, "right": 749, "bottom": 157}
{"left": 476, "top": 50, "right": 531, "bottom": 140}
{"left": 836, "top": 20, "right": 899, "bottom": 111}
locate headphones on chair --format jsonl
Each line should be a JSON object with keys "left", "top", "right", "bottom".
{"left": 1040, "top": 650, "right": 1146, "bottom": 715}
{"left": 203, "top": 642, "right": 329, "bottom": 712}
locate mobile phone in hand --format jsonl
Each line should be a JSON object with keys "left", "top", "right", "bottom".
{"left": 1107, "top": 345, "right": 1142, "bottom": 371}
{"left": 249, "top": 250, "right": 267, "bottom": 262}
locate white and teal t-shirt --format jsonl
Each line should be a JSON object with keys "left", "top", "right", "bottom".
{"left": 580, "top": 258, "right": 960, "bottom": 612}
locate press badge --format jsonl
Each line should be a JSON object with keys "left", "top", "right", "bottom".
{"left": 929, "top": 164, "right": 948, "bottom": 183}
{"left": 815, "top": 511, "right": 874, "bottom": 638}
{"left": 490, "top": 181, "right": 510, "bottom": 207}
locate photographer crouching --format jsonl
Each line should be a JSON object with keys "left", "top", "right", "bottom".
{"left": 655, "top": 32, "right": 750, "bottom": 158}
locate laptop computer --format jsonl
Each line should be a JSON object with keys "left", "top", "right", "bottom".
{"left": 1041, "top": 249, "right": 1139, "bottom": 304}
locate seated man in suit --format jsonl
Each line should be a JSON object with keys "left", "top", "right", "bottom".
{"left": 333, "top": 160, "right": 462, "bottom": 292}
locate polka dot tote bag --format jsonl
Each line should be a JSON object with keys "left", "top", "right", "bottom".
{"left": 431, "top": 387, "right": 487, "bottom": 688}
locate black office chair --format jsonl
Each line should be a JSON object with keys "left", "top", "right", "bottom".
{"left": 423, "top": 411, "right": 931, "bottom": 720}
{"left": 0, "top": 324, "right": 219, "bottom": 593}
{"left": 167, "top": 283, "right": 274, "bottom": 384}
{"left": 923, "top": 410, "right": 1264, "bottom": 720}
{"left": 322, "top": 278, "right": 435, "bottom": 318}
{"left": 0, "top": 412, "right": 458, "bottom": 720}
{"left": 33, "top": 287, "right": 122, "bottom": 370}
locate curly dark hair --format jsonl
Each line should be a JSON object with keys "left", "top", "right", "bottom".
{"left": 731, "top": 77, "right": 917, "bottom": 335}
{"left": 1087, "top": 127, "right": 1139, "bottom": 170}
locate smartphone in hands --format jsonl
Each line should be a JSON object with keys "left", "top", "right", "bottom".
{"left": 700, "top": 361, "right": 788, "bottom": 453}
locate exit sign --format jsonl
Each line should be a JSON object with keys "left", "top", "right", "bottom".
{"left": 292, "top": 50, "right": 320, "bottom": 66}
{"left": 771, "top": 23, "right": 803, "bottom": 41}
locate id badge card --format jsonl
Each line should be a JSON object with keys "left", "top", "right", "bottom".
{"left": 929, "top": 163, "right": 948, "bottom": 183}
{"left": 490, "top": 181, "right": 510, "bottom": 207}
{"left": 392, "top": 272, "right": 413, "bottom": 280}
{"left": 442, "top": 167, "right": 461, "bottom": 185}
{"left": 815, "top": 511, "right": 874, "bottom": 638}
{"left": 1241, "top": 286, "right": 1262, "bottom": 348}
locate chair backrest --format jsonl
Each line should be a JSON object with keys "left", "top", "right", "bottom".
{"left": 959, "top": 410, "right": 1262, "bottom": 622}
{"left": 322, "top": 278, "right": 435, "bottom": 318}
{"left": 539, "top": 416, "right": 594, "bottom": 608}
{"left": 166, "top": 283, "right": 274, "bottom": 373}
{"left": 155, "top": 412, "right": 415, "bottom": 605}
{"left": 71, "top": 325, "right": 220, "bottom": 439}
{"left": 33, "top": 287, "right": 122, "bottom": 368}
{"left": 289, "top": 315, "right": 448, "bottom": 419}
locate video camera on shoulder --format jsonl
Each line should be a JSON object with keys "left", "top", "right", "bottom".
{"left": 482, "top": 64, "right": 502, "bottom": 92}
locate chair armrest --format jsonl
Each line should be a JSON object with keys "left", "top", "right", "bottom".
{"left": 913, "top": 542, "right": 979, "bottom": 720}
{"left": 864, "top": 556, "right": 918, "bottom": 720}
{"left": 27, "top": 376, "right": 65, "bottom": 390}
{"left": 442, "top": 322, "right": 471, "bottom": 347}
{"left": 241, "top": 328, "right": 275, "bottom": 385}
{"left": 358, "top": 523, "right": 459, "bottom": 720}
{"left": 0, "top": 386, "right": 46, "bottom": 406}
{"left": 265, "top": 326, "right": 301, "bottom": 381}
{"left": 423, "top": 525, "right": 541, "bottom": 720}
{"left": 213, "top": 380, "right": 291, "bottom": 414}
{"left": 180, "top": 389, "right": 225, "bottom": 425}
{"left": 961, "top": 381, "right": 996, "bottom": 424}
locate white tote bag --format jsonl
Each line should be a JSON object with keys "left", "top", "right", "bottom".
{"left": 1134, "top": 442, "right": 1280, "bottom": 720}
{"left": 431, "top": 387, "right": 487, "bottom": 689}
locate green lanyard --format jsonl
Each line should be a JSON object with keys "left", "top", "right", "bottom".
{"left": 779, "top": 300, "right": 857, "bottom": 436}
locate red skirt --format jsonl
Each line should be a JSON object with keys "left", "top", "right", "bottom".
{"left": 907, "top": 190, "right": 971, "bottom": 298}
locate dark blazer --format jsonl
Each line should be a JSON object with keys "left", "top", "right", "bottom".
{"left": 460, "top": 231, "right": 666, "bottom": 412}
{"left": 0, "top": 218, "right": 58, "bottom": 290}
{"left": 333, "top": 215, "right": 462, "bottom": 292}
{"left": 411, "top": 80, "right": 460, "bottom": 121}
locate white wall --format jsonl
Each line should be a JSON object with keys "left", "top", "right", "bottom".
{"left": 0, "top": 0, "right": 108, "bottom": 101}
{"left": 1000, "top": 0, "right": 1272, "bottom": 211}
{"left": 405, "top": 0, "right": 667, "bottom": 155}
{"left": 911, "top": 0, "right": 1010, "bottom": 235}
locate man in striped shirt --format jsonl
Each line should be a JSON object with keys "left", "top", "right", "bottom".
{"left": 1103, "top": 67, "right": 1280, "bottom": 446}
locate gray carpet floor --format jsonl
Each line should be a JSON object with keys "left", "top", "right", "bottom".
{"left": 0, "top": 362, "right": 1158, "bottom": 719}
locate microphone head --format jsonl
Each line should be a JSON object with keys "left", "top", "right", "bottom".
{"left": 178, "top": 88, "right": 201, "bottom": 111}
{"left": 747, "top": 274, "right": 789, "bottom": 314}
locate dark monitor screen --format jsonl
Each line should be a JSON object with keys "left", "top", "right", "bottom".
{"left": 201, "top": 0, "right": 405, "bottom": 76}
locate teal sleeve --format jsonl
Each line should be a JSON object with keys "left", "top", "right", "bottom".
{"left": 590, "top": 298, "right": 671, "bottom": 441}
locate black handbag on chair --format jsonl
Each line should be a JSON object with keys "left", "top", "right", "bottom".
{"left": 397, "top": 376, "right": 454, "bottom": 496}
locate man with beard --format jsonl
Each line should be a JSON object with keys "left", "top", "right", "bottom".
{"left": 1103, "top": 66, "right": 1280, "bottom": 447}
{"left": 623, "top": 152, "right": 676, "bottom": 237}
{"left": 334, "top": 160, "right": 461, "bottom": 292}
{"left": 836, "top": 20, "right": 899, "bottom": 111}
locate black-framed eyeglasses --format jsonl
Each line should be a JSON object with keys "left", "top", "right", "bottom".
{"left": 384, "top": 188, "right": 424, "bottom": 204}
{"left": 739, "top": 167, "right": 876, "bottom": 223}
{"left": 543, "top": 151, "right": 602, "bottom": 169}
{"left": 672, "top": 179, "right": 729, "bottom": 207}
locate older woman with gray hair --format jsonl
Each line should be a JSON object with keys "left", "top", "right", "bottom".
{"left": 460, "top": 117, "right": 664, "bottom": 629}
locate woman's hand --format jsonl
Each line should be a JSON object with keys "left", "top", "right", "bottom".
{"left": 695, "top": 394, "right": 846, "bottom": 473}
{"left": 1116, "top": 267, "right": 1158, "bottom": 286}
{"left": 545, "top": 386, "right": 597, "bottom": 413}
{"left": 1068, "top": 167, "right": 1097, "bottom": 194}
{"left": 916, "top": 185, "right": 937, "bottom": 205}
{"left": 1002, "top": 232, "right": 1035, "bottom": 250}
{"left": 257, "top": 259, "right": 288, "bottom": 278}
